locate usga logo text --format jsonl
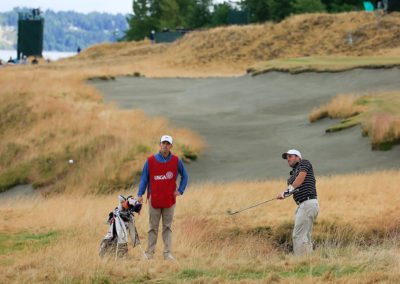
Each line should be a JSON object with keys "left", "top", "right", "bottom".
{"left": 154, "top": 171, "right": 174, "bottom": 180}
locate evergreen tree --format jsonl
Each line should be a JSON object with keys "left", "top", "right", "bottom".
{"left": 124, "top": 0, "right": 157, "bottom": 40}
{"left": 292, "top": 0, "right": 326, "bottom": 14}
{"left": 187, "top": 0, "right": 212, "bottom": 28}
{"left": 269, "top": 0, "right": 294, "bottom": 22}
{"left": 242, "top": 0, "right": 271, "bottom": 23}
{"left": 321, "top": 0, "right": 361, "bottom": 12}
{"left": 211, "top": 3, "right": 232, "bottom": 26}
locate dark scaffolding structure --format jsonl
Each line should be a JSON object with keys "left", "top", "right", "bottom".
{"left": 17, "top": 9, "right": 44, "bottom": 60}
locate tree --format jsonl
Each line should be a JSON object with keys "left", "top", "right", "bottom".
{"left": 269, "top": 0, "right": 294, "bottom": 22}
{"left": 187, "top": 0, "right": 212, "bottom": 28}
{"left": 211, "top": 2, "right": 231, "bottom": 26}
{"left": 292, "top": 0, "right": 326, "bottom": 14}
{"left": 157, "top": 0, "right": 195, "bottom": 29}
{"left": 242, "top": 0, "right": 271, "bottom": 23}
{"left": 124, "top": 0, "right": 157, "bottom": 41}
{"left": 321, "top": 0, "right": 361, "bottom": 12}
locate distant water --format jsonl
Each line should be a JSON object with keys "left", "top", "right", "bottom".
{"left": 0, "top": 49, "right": 76, "bottom": 62}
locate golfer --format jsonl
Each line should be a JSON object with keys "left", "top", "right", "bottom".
{"left": 137, "top": 135, "right": 188, "bottom": 260}
{"left": 277, "top": 149, "right": 319, "bottom": 255}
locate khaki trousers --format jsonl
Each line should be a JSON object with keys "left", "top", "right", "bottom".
{"left": 146, "top": 202, "right": 175, "bottom": 257}
{"left": 293, "top": 199, "right": 319, "bottom": 256}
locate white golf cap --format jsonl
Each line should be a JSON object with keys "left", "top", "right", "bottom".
{"left": 160, "top": 135, "right": 173, "bottom": 144}
{"left": 282, "top": 149, "right": 302, "bottom": 159}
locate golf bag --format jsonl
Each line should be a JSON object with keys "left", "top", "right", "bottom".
{"left": 99, "top": 195, "right": 142, "bottom": 258}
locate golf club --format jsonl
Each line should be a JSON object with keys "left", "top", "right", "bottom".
{"left": 227, "top": 197, "right": 277, "bottom": 215}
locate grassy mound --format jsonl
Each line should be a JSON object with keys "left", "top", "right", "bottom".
{"left": 0, "top": 68, "right": 204, "bottom": 194}
{"left": 62, "top": 12, "right": 400, "bottom": 76}
{"left": 309, "top": 91, "right": 400, "bottom": 150}
{"left": 168, "top": 12, "right": 400, "bottom": 68}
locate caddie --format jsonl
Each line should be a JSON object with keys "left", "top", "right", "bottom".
{"left": 277, "top": 149, "right": 319, "bottom": 255}
{"left": 137, "top": 135, "right": 188, "bottom": 260}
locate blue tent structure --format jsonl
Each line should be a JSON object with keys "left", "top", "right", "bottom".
{"left": 363, "top": 1, "right": 375, "bottom": 11}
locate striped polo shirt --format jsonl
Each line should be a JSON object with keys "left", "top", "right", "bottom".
{"left": 287, "top": 159, "right": 317, "bottom": 204}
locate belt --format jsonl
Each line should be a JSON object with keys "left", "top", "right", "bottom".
{"left": 296, "top": 196, "right": 317, "bottom": 205}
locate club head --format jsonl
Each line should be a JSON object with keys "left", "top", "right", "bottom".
{"left": 226, "top": 209, "right": 232, "bottom": 215}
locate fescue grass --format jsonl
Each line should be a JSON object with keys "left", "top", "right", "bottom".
{"left": 0, "top": 68, "right": 204, "bottom": 194}
{"left": 0, "top": 171, "right": 399, "bottom": 283}
{"left": 309, "top": 91, "right": 400, "bottom": 149}
{"left": 309, "top": 94, "right": 366, "bottom": 122}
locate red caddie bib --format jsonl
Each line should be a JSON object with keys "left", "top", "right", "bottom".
{"left": 148, "top": 154, "right": 179, "bottom": 208}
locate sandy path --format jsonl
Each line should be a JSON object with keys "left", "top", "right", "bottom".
{"left": 94, "top": 68, "right": 400, "bottom": 183}
{"left": 0, "top": 184, "right": 42, "bottom": 202}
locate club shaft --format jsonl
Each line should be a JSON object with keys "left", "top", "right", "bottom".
{"left": 230, "top": 198, "right": 276, "bottom": 215}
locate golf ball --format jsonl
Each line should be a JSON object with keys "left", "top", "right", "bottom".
{"left": 68, "top": 159, "right": 74, "bottom": 164}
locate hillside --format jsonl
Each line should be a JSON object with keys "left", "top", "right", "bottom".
{"left": 62, "top": 12, "right": 400, "bottom": 75}
{"left": 168, "top": 12, "right": 400, "bottom": 66}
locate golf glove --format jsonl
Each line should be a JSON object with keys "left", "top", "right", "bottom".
{"left": 283, "top": 184, "right": 295, "bottom": 198}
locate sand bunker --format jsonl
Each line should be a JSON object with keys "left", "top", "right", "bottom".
{"left": 94, "top": 68, "right": 400, "bottom": 183}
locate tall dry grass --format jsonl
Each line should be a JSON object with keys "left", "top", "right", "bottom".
{"left": 309, "top": 91, "right": 400, "bottom": 149}
{"left": 309, "top": 94, "right": 366, "bottom": 122}
{"left": 162, "top": 12, "right": 400, "bottom": 73}
{"left": 0, "top": 67, "right": 204, "bottom": 194}
{"left": 1, "top": 170, "right": 399, "bottom": 283}
{"left": 364, "top": 113, "right": 400, "bottom": 147}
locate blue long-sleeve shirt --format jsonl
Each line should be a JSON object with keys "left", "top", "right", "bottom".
{"left": 137, "top": 152, "right": 188, "bottom": 197}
